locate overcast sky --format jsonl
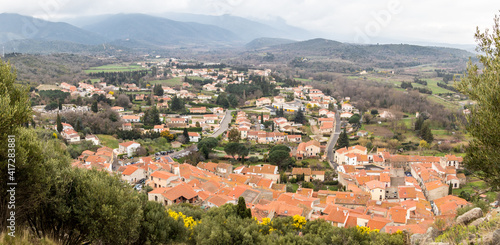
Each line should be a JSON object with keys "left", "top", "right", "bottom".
{"left": 2, "top": 0, "right": 500, "bottom": 45}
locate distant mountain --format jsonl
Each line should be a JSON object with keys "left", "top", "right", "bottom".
{"left": 0, "top": 13, "right": 107, "bottom": 45}
{"left": 82, "top": 14, "right": 241, "bottom": 47}
{"left": 159, "top": 13, "right": 312, "bottom": 42}
{"left": 245, "top": 37, "right": 296, "bottom": 50}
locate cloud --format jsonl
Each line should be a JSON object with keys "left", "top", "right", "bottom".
{"left": 2, "top": 0, "right": 500, "bottom": 44}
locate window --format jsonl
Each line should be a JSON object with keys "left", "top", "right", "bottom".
{"left": 155, "top": 196, "right": 158, "bottom": 201}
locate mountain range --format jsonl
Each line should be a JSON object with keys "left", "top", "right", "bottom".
{"left": 0, "top": 12, "right": 474, "bottom": 64}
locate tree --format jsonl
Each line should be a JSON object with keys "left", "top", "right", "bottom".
{"left": 336, "top": 129, "right": 349, "bottom": 149}
{"left": 225, "top": 142, "right": 241, "bottom": 160}
{"left": 170, "top": 96, "right": 184, "bottom": 112}
{"left": 348, "top": 114, "right": 361, "bottom": 124}
{"left": 153, "top": 84, "right": 164, "bottom": 96}
{"left": 455, "top": 15, "right": 500, "bottom": 189}
{"left": 58, "top": 98, "right": 63, "bottom": 110}
{"left": 448, "top": 183, "right": 453, "bottom": 195}
{"left": 420, "top": 123, "right": 434, "bottom": 143}
{"left": 228, "top": 128, "right": 240, "bottom": 142}
{"left": 260, "top": 112, "right": 264, "bottom": 124}
{"left": 414, "top": 116, "right": 424, "bottom": 131}
{"left": 116, "top": 94, "right": 131, "bottom": 108}
{"left": 238, "top": 144, "right": 249, "bottom": 164}
{"left": 236, "top": 197, "right": 252, "bottom": 219}
{"left": 142, "top": 107, "right": 161, "bottom": 126}
{"left": 91, "top": 100, "right": 98, "bottom": 113}
{"left": 371, "top": 109, "right": 379, "bottom": 115}
{"left": 269, "top": 150, "right": 293, "bottom": 170}
{"left": 270, "top": 145, "right": 291, "bottom": 155}
{"left": 294, "top": 109, "right": 305, "bottom": 124}
{"left": 183, "top": 128, "right": 190, "bottom": 143}
{"left": 56, "top": 113, "right": 63, "bottom": 132}
{"left": 276, "top": 107, "right": 284, "bottom": 117}
{"left": 197, "top": 137, "right": 218, "bottom": 159}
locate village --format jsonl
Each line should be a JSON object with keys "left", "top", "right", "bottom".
{"left": 38, "top": 60, "right": 471, "bottom": 235}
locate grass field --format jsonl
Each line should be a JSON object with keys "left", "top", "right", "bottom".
{"left": 453, "top": 178, "right": 497, "bottom": 202}
{"left": 97, "top": 134, "right": 119, "bottom": 149}
{"left": 37, "top": 84, "right": 61, "bottom": 91}
{"left": 149, "top": 77, "right": 184, "bottom": 86}
{"left": 85, "top": 64, "right": 147, "bottom": 73}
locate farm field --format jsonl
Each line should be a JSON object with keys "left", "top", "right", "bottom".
{"left": 84, "top": 64, "right": 147, "bottom": 73}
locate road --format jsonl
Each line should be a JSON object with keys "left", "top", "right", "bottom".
{"left": 169, "top": 144, "right": 198, "bottom": 158}
{"left": 325, "top": 107, "right": 341, "bottom": 170}
{"left": 211, "top": 110, "right": 235, "bottom": 138}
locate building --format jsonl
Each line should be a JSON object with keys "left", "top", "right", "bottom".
{"left": 148, "top": 183, "right": 199, "bottom": 206}
{"left": 62, "top": 128, "right": 80, "bottom": 143}
{"left": 189, "top": 107, "right": 207, "bottom": 114}
{"left": 85, "top": 135, "right": 100, "bottom": 145}
{"left": 188, "top": 132, "right": 201, "bottom": 142}
{"left": 119, "top": 141, "right": 141, "bottom": 157}
{"left": 296, "top": 140, "right": 321, "bottom": 159}
{"left": 149, "top": 170, "right": 179, "bottom": 188}
{"left": 121, "top": 165, "right": 146, "bottom": 184}
{"left": 256, "top": 97, "right": 272, "bottom": 107}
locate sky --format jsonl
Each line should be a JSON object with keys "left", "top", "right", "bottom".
{"left": 2, "top": 0, "right": 500, "bottom": 45}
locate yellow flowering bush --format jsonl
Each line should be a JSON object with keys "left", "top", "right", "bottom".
{"left": 168, "top": 209, "right": 200, "bottom": 230}
{"left": 292, "top": 215, "right": 306, "bottom": 230}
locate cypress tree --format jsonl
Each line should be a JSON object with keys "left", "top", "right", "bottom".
{"left": 183, "top": 128, "right": 190, "bottom": 143}
{"left": 56, "top": 113, "right": 62, "bottom": 132}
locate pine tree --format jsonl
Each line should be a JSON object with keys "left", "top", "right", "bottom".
{"left": 91, "top": 101, "right": 98, "bottom": 113}
{"left": 236, "top": 197, "right": 252, "bottom": 219}
{"left": 421, "top": 123, "right": 434, "bottom": 143}
{"left": 414, "top": 116, "right": 424, "bottom": 131}
{"left": 56, "top": 113, "right": 62, "bottom": 133}
{"left": 336, "top": 129, "right": 349, "bottom": 149}
{"left": 294, "top": 109, "right": 305, "bottom": 124}
{"left": 183, "top": 128, "right": 190, "bottom": 143}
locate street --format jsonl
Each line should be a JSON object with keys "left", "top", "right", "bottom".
{"left": 211, "top": 109, "right": 234, "bottom": 138}
{"left": 325, "top": 106, "right": 341, "bottom": 170}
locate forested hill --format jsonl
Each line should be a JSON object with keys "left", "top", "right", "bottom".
{"left": 248, "top": 38, "right": 473, "bottom": 68}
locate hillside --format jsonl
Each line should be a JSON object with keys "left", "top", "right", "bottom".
{"left": 83, "top": 13, "right": 241, "bottom": 47}
{"left": 245, "top": 37, "right": 297, "bottom": 50}
{"left": 0, "top": 13, "right": 107, "bottom": 45}
{"left": 241, "top": 38, "right": 473, "bottom": 69}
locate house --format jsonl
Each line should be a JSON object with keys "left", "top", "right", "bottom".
{"left": 340, "top": 112, "right": 354, "bottom": 119}
{"left": 188, "top": 132, "right": 201, "bottom": 142}
{"left": 364, "top": 180, "right": 386, "bottom": 201}
{"left": 153, "top": 125, "right": 167, "bottom": 133}
{"left": 286, "top": 135, "right": 302, "bottom": 142}
{"left": 292, "top": 168, "right": 312, "bottom": 182}
{"left": 119, "top": 141, "right": 141, "bottom": 157}
{"left": 171, "top": 141, "right": 182, "bottom": 148}
{"left": 111, "top": 106, "right": 124, "bottom": 112}
{"left": 320, "top": 121, "right": 335, "bottom": 135}
{"left": 432, "top": 195, "right": 470, "bottom": 216}
{"left": 121, "top": 165, "right": 146, "bottom": 184}
{"left": 85, "top": 135, "right": 100, "bottom": 145}
{"left": 203, "top": 114, "right": 218, "bottom": 124}
{"left": 122, "top": 115, "right": 140, "bottom": 123}
{"left": 311, "top": 171, "right": 325, "bottom": 181}
{"left": 122, "top": 123, "right": 133, "bottom": 131}
{"left": 205, "top": 195, "right": 236, "bottom": 208}
{"left": 319, "top": 108, "right": 329, "bottom": 116}
{"left": 148, "top": 183, "right": 199, "bottom": 206}
{"left": 256, "top": 97, "right": 272, "bottom": 107}
{"left": 296, "top": 140, "right": 321, "bottom": 159}
{"left": 440, "top": 155, "right": 463, "bottom": 169}
{"left": 342, "top": 103, "right": 354, "bottom": 112}
{"left": 274, "top": 96, "right": 285, "bottom": 104}
{"left": 212, "top": 107, "right": 224, "bottom": 114}
{"left": 62, "top": 128, "right": 80, "bottom": 143}
{"left": 424, "top": 180, "right": 449, "bottom": 201}
{"left": 149, "top": 170, "right": 179, "bottom": 188}
{"left": 189, "top": 107, "right": 207, "bottom": 113}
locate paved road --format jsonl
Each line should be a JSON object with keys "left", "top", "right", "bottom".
{"left": 211, "top": 110, "right": 235, "bottom": 138}
{"left": 169, "top": 144, "right": 197, "bottom": 158}
{"left": 325, "top": 107, "right": 341, "bottom": 170}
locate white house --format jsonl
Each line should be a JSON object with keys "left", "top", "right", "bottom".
{"left": 119, "top": 141, "right": 141, "bottom": 157}
{"left": 85, "top": 135, "right": 100, "bottom": 145}
{"left": 62, "top": 128, "right": 80, "bottom": 143}
{"left": 188, "top": 132, "right": 201, "bottom": 142}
